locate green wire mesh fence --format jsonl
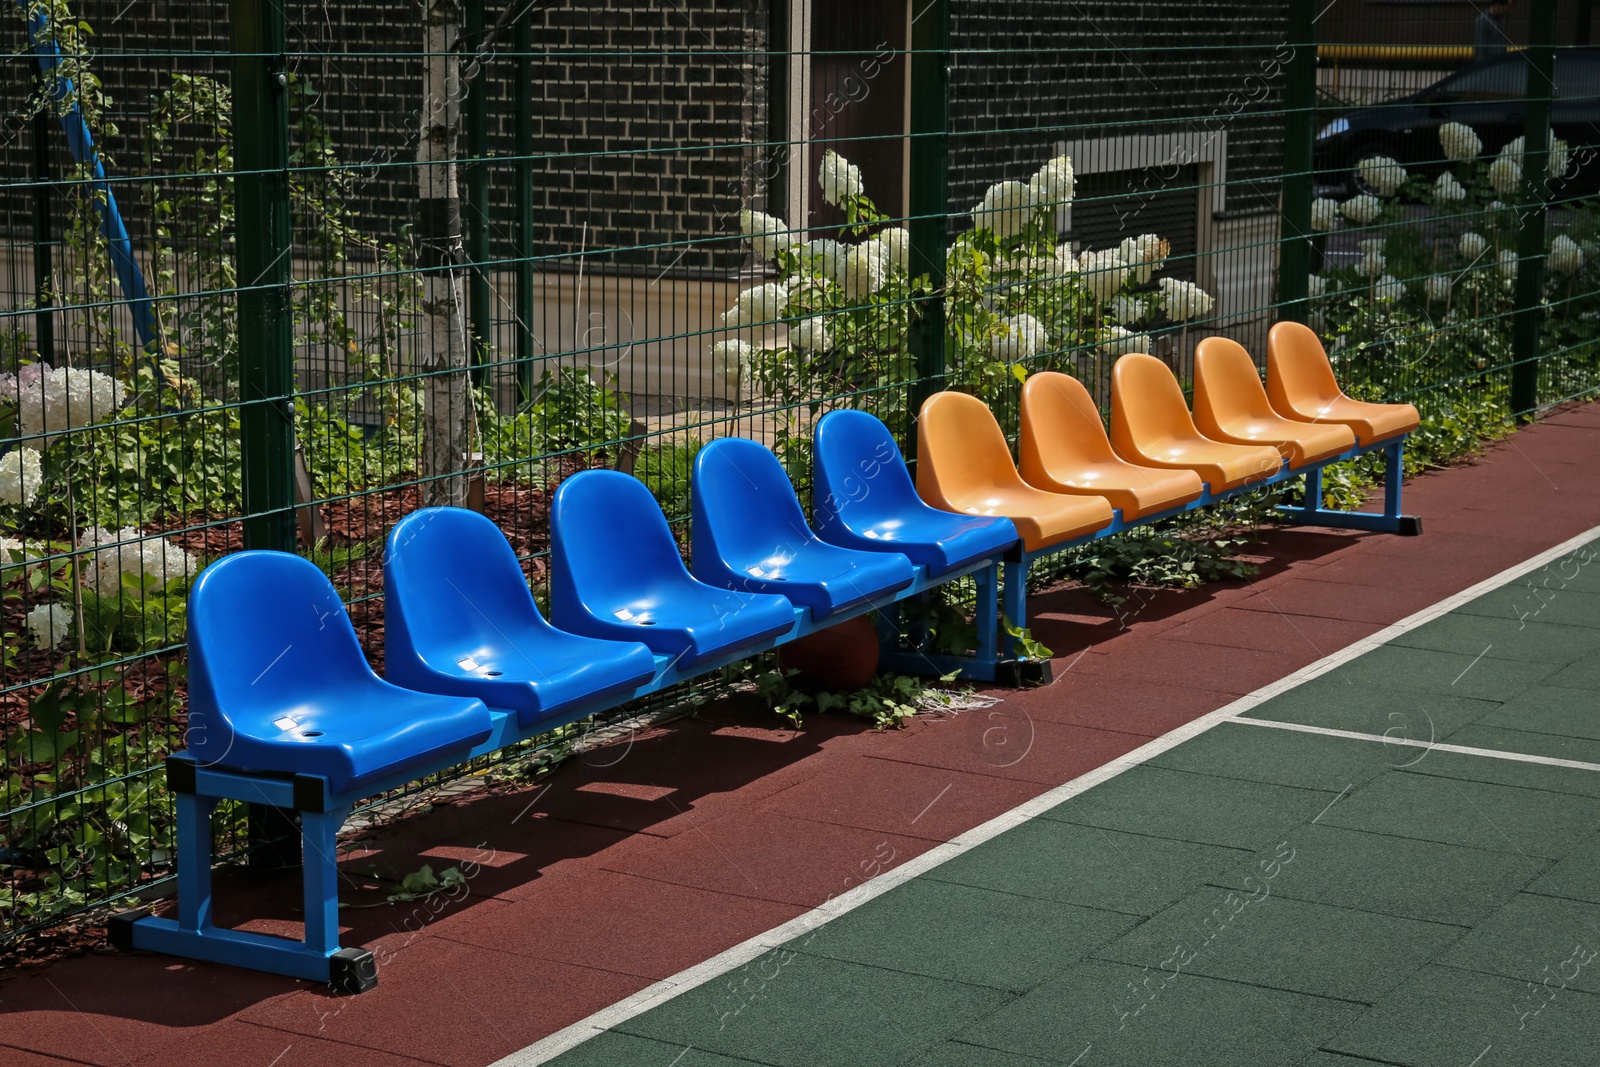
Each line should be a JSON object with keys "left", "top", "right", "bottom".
{"left": 2, "top": 0, "right": 1596, "bottom": 941}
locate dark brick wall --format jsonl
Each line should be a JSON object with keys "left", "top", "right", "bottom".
{"left": 948, "top": 1, "right": 1291, "bottom": 221}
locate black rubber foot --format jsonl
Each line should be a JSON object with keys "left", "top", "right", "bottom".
{"left": 328, "top": 947, "right": 379, "bottom": 994}
{"left": 996, "top": 659, "right": 1053, "bottom": 688}
{"left": 107, "top": 908, "right": 150, "bottom": 952}
{"left": 1398, "top": 516, "right": 1423, "bottom": 537}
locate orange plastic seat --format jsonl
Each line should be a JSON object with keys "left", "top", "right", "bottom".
{"left": 1019, "top": 372, "right": 1203, "bottom": 520}
{"left": 917, "top": 391, "right": 1114, "bottom": 552}
{"left": 1109, "top": 354, "right": 1283, "bottom": 492}
{"left": 1266, "top": 321, "right": 1420, "bottom": 447}
{"left": 1193, "top": 338, "right": 1356, "bottom": 468}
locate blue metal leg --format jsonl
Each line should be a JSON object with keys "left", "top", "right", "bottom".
{"left": 1277, "top": 439, "right": 1420, "bottom": 534}
{"left": 1002, "top": 557, "right": 1028, "bottom": 659}
{"left": 301, "top": 809, "right": 348, "bottom": 957}
{"left": 974, "top": 561, "right": 999, "bottom": 673}
{"left": 175, "top": 792, "right": 218, "bottom": 933}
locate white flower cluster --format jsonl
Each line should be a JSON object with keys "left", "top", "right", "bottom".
{"left": 1307, "top": 274, "right": 1329, "bottom": 300}
{"left": 839, "top": 242, "right": 888, "bottom": 301}
{"left": 1433, "top": 172, "right": 1467, "bottom": 205}
{"left": 1110, "top": 294, "right": 1147, "bottom": 325}
{"left": 803, "top": 238, "right": 843, "bottom": 279}
{"left": 789, "top": 316, "right": 831, "bottom": 354}
{"left": 991, "top": 313, "right": 1047, "bottom": 362}
{"left": 1118, "top": 234, "right": 1170, "bottom": 285}
{"left": 1439, "top": 122, "right": 1483, "bottom": 162}
{"left": 1098, "top": 325, "right": 1152, "bottom": 358}
{"left": 0, "top": 448, "right": 43, "bottom": 507}
{"left": 1028, "top": 155, "right": 1075, "bottom": 209}
{"left": 0, "top": 363, "right": 129, "bottom": 445}
{"left": 710, "top": 340, "right": 750, "bottom": 389}
{"left": 1077, "top": 248, "right": 1129, "bottom": 303}
{"left": 874, "top": 226, "right": 910, "bottom": 272}
{"left": 722, "top": 282, "right": 791, "bottom": 333}
{"left": 1549, "top": 235, "right": 1585, "bottom": 275}
{"left": 1488, "top": 156, "right": 1520, "bottom": 197}
{"left": 24, "top": 602, "right": 73, "bottom": 650}
{"left": 1372, "top": 275, "right": 1404, "bottom": 302}
{"left": 1310, "top": 197, "right": 1341, "bottom": 232}
{"left": 1459, "top": 232, "right": 1489, "bottom": 261}
{"left": 1341, "top": 194, "right": 1381, "bottom": 226}
{"left": 82, "top": 526, "right": 199, "bottom": 598}
{"left": 973, "top": 180, "right": 1032, "bottom": 239}
{"left": 1497, "top": 249, "right": 1519, "bottom": 280}
{"left": 1358, "top": 156, "right": 1407, "bottom": 197}
{"left": 1157, "top": 277, "right": 1214, "bottom": 322}
{"left": 1425, "top": 274, "right": 1453, "bottom": 303}
{"left": 739, "top": 209, "right": 792, "bottom": 263}
{"left": 819, "top": 150, "right": 863, "bottom": 206}
{"left": 1359, "top": 240, "right": 1387, "bottom": 278}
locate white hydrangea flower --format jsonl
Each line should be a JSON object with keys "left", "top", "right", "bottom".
{"left": 1549, "top": 235, "right": 1585, "bottom": 274}
{"left": 973, "top": 180, "right": 1032, "bottom": 239}
{"left": 800, "top": 239, "right": 844, "bottom": 287}
{"left": 722, "top": 282, "right": 791, "bottom": 332}
{"left": 1158, "top": 278, "right": 1215, "bottom": 322}
{"left": 1310, "top": 197, "right": 1340, "bottom": 232}
{"left": 2, "top": 365, "right": 129, "bottom": 445}
{"left": 24, "top": 602, "right": 73, "bottom": 650}
{"left": 710, "top": 339, "right": 751, "bottom": 389}
{"left": 1077, "top": 248, "right": 1129, "bottom": 303}
{"left": 1307, "top": 274, "right": 1329, "bottom": 300}
{"left": 818, "top": 150, "right": 864, "bottom": 207}
{"left": 0, "top": 447, "right": 43, "bottom": 507}
{"left": 1117, "top": 234, "right": 1170, "bottom": 285}
{"left": 991, "top": 313, "right": 1047, "bottom": 362}
{"left": 1098, "top": 325, "right": 1152, "bottom": 358}
{"left": 1358, "top": 238, "right": 1387, "bottom": 255}
{"left": 1026, "top": 154, "right": 1074, "bottom": 208}
{"left": 1110, "top": 294, "right": 1148, "bottom": 325}
{"left": 789, "top": 315, "right": 831, "bottom": 354}
{"left": 1373, "top": 274, "right": 1404, "bottom": 302}
{"left": 1358, "top": 156, "right": 1407, "bottom": 197}
{"left": 1439, "top": 122, "right": 1483, "bottom": 162}
{"left": 1459, "top": 232, "right": 1489, "bottom": 260}
{"left": 839, "top": 242, "right": 888, "bottom": 301}
{"left": 1360, "top": 249, "right": 1387, "bottom": 279}
{"left": 1433, "top": 172, "right": 1467, "bottom": 205}
{"left": 1341, "top": 194, "right": 1382, "bottom": 225}
{"left": 82, "top": 526, "right": 199, "bottom": 598}
{"left": 1501, "top": 135, "right": 1527, "bottom": 165}
{"left": 1425, "top": 274, "right": 1453, "bottom": 303}
{"left": 1497, "top": 249, "right": 1519, "bottom": 280}
{"left": 1488, "top": 156, "right": 1521, "bottom": 196}
{"left": 873, "top": 226, "right": 910, "bottom": 272}
{"left": 1550, "top": 137, "right": 1570, "bottom": 179}
{"left": 739, "top": 209, "right": 792, "bottom": 263}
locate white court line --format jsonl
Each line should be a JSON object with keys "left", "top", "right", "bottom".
{"left": 1232, "top": 717, "right": 1600, "bottom": 774}
{"left": 489, "top": 524, "right": 1600, "bottom": 1067}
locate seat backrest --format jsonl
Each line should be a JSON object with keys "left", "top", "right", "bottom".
{"left": 186, "top": 551, "right": 374, "bottom": 758}
{"left": 550, "top": 469, "right": 689, "bottom": 614}
{"left": 1193, "top": 337, "right": 1276, "bottom": 434}
{"left": 1110, "top": 353, "right": 1201, "bottom": 449}
{"left": 812, "top": 410, "right": 922, "bottom": 527}
{"left": 1019, "top": 371, "right": 1118, "bottom": 473}
{"left": 917, "top": 391, "right": 1027, "bottom": 503}
{"left": 1267, "top": 320, "right": 1345, "bottom": 412}
{"left": 384, "top": 507, "right": 542, "bottom": 666}
{"left": 692, "top": 437, "right": 814, "bottom": 569}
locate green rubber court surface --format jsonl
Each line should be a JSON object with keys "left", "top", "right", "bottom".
{"left": 517, "top": 538, "right": 1600, "bottom": 1067}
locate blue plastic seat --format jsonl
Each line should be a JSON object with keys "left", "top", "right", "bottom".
{"left": 691, "top": 438, "right": 916, "bottom": 622}
{"left": 812, "top": 410, "right": 1019, "bottom": 576}
{"left": 549, "top": 470, "right": 798, "bottom": 668}
{"left": 383, "top": 508, "right": 658, "bottom": 727}
{"left": 185, "top": 551, "right": 493, "bottom": 796}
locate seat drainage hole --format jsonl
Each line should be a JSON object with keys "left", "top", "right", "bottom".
{"left": 302, "top": 731, "right": 324, "bottom": 738}
{"left": 485, "top": 671, "right": 503, "bottom": 676}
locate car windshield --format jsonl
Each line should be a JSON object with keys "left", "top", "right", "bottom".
{"left": 1430, "top": 58, "right": 1528, "bottom": 102}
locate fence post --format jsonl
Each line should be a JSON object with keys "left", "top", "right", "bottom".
{"left": 514, "top": 4, "right": 535, "bottom": 404}
{"left": 232, "top": 0, "right": 301, "bottom": 868}
{"left": 906, "top": 0, "right": 950, "bottom": 458}
{"left": 1276, "top": 3, "right": 1319, "bottom": 325}
{"left": 1511, "top": 0, "right": 1558, "bottom": 419}
{"left": 465, "top": 0, "right": 492, "bottom": 387}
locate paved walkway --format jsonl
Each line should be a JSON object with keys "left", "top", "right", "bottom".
{"left": 1, "top": 403, "right": 1597, "bottom": 1067}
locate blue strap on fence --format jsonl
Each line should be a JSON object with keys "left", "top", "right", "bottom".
{"left": 18, "top": 1, "right": 160, "bottom": 354}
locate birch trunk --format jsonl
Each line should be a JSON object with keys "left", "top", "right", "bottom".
{"left": 418, "top": 0, "right": 470, "bottom": 507}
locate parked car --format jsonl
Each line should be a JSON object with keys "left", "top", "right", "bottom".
{"left": 1314, "top": 48, "right": 1600, "bottom": 199}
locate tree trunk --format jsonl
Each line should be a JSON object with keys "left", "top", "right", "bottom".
{"left": 418, "top": 0, "right": 471, "bottom": 507}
